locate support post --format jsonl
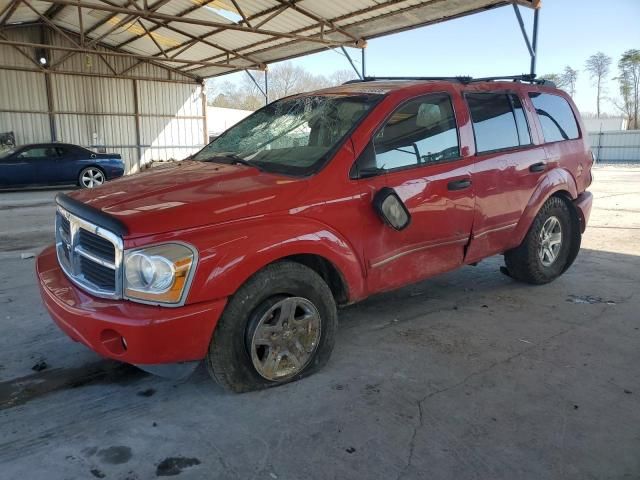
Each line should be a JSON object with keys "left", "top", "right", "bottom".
{"left": 201, "top": 81, "right": 209, "bottom": 145}
{"left": 361, "top": 47, "right": 366, "bottom": 78}
{"left": 44, "top": 72, "right": 57, "bottom": 141}
{"left": 530, "top": 6, "right": 540, "bottom": 76}
{"left": 264, "top": 69, "right": 268, "bottom": 106}
{"left": 132, "top": 79, "right": 142, "bottom": 172}
{"left": 42, "top": 26, "right": 56, "bottom": 141}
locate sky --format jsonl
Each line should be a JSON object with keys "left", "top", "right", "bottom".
{"left": 216, "top": 0, "right": 640, "bottom": 115}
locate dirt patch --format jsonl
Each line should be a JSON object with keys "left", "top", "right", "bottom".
{"left": 0, "top": 360, "right": 146, "bottom": 410}
{"left": 156, "top": 457, "right": 201, "bottom": 476}
{"left": 97, "top": 446, "right": 132, "bottom": 465}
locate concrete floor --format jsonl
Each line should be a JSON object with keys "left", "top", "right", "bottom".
{"left": 0, "top": 167, "right": 638, "bottom": 480}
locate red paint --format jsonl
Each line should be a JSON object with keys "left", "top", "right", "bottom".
{"left": 37, "top": 80, "right": 593, "bottom": 365}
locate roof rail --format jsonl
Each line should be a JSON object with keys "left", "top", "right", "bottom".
{"left": 344, "top": 76, "right": 472, "bottom": 85}
{"left": 344, "top": 74, "right": 556, "bottom": 88}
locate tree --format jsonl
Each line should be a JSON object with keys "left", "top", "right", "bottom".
{"left": 560, "top": 66, "right": 579, "bottom": 97}
{"left": 617, "top": 49, "right": 640, "bottom": 129}
{"left": 585, "top": 52, "right": 612, "bottom": 118}
{"left": 206, "top": 62, "right": 359, "bottom": 110}
{"left": 540, "top": 73, "right": 565, "bottom": 88}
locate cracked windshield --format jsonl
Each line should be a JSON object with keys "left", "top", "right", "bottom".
{"left": 193, "top": 94, "right": 381, "bottom": 176}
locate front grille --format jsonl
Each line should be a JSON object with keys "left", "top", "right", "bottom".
{"left": 80, "top": 256, "right": 116, "bottom": 290}
{"left": 56, "top": 207, "right": 123, "bottom": 299}
{"left": 79, "top": 229, "right": 115, "bottom": 262}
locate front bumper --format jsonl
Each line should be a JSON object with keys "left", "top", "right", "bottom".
{"left": 37, "top": 245, "right": 226, "bottom": 365}
{"left": 574, "top": 191, "right": 593, "bottom": 233}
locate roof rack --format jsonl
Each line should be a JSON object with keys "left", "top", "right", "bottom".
{"left": 344, "top": 74, "right": 556, "bottom": 88}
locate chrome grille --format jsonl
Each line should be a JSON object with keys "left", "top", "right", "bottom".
{"left": 55, "top": 206, "right": 123, "bottom": 299}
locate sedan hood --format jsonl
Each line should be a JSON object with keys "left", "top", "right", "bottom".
{"left": 67, "top": 161, "right": 308, "bottom": 237}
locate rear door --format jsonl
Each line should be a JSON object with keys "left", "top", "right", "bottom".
{"left": 356, "top": 91, "right": 476, "bottom": 293}
{"left": 55, "top": 145, "right": 85, "bottom": 183}
{"left": 463, "top": 90, "right": 546, "bottom": 263}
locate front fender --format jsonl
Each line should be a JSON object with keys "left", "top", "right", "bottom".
{"left": 170, "top": 216, "right": 366, "bottom": 304}
{"left": 510, "top": 167, "right": 578, "bottom": 248}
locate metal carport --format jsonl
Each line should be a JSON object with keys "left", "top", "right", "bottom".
{"left": 0, "top": 0, "right": 540, "bottom": 172}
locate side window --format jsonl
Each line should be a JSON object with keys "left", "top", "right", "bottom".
{"left": 467, "top": 93, "right": 521, "bottom": 153}
{"left": 17, "top": 147, "right": 54, "bottom": 159}
{"left": 373, "top": 93, "right": 459, "bottom": 171}
{"left": 510, "top": 94, "right": 531, "bottom": 145}
{"left": 529, "top": 92, "right": 579, "bottom": 142}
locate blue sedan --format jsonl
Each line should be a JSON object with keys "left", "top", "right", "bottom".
{"left": 0, "top": 143, "right": 124, "bottom": 189}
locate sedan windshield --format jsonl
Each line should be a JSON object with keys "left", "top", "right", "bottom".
{"left": 193, "top": 94, "right": 381, "bottom": 176}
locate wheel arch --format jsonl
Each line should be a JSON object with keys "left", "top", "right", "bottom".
{"left": 184, "top": 217, "right": 366, "bottom": 305}
{"left": 511, "top": 167, "right": 578, "bottom": 247}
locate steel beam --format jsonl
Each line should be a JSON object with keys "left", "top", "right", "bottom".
{"left": 340, "top": 46, "right": 362, "bottom": 80}
{"left": 512, "top": 2, "right": 534, "bottom": 57}
{"left": 0, "top": 39, "right": 261, "bottom": 69}
{"left": 40, "top": 0, "right": 358, "bottom": 47}
{"left": 530, "top": 6, "right": 539, "bottom": 76}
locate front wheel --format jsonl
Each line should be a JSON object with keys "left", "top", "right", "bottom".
{"left": 504, "top": 196, "right": 578, "bottom": 284}
{"left": 79, "top": 166, "right": 105, "bottom": 188}
{"left": 206, "top": 261, "right": 337, "bottom": 393}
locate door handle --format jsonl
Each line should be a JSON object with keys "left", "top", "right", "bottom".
{"left": 529, "top": 162, "right": 546, "bottom": 173}
{"left": 447, "top": 178, "right": 472, "bottom": 191}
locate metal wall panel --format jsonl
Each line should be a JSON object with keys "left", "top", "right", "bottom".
{"left": 0, "top": 112, "right": 50, "bottom": 144}
{"left": 1, "top": 27, "right": 205, "bottom": 175}
{"left": 137, "top": 81, "right": 204, "bottom": 117}
{"left": 0, "top": 70, "right": 47, "bottom": 111}
{"left": 589, "top": 131, "right": 640, "bottom": 163}
{"left": 52, "top": 75, "right": 135, "bottom": 114}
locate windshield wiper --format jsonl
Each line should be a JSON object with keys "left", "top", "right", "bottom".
{"left": 202, "top": 154, "right": 262, "bottom": 171}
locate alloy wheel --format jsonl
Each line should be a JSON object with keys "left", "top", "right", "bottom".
{"left": 249, "top": 296, "right": 322, "bottom": 381}
{"left": 81, "top": 168, "right": 105, "bottom": 188}
{"left": 538, "top": 215, "right": 562, "bottom": 267}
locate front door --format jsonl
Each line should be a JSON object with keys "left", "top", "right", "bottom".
{"left": 0, "top": 146, "right": 58, "bottom": 187}
{"left": 355, "top": 92, "right": 475, "bottom": 293}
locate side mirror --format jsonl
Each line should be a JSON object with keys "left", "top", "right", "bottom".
{"left": 373, "top": 187, "right": 411, "bottom": 231}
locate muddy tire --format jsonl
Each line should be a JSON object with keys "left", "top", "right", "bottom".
{"left": 505, "top": 196, "right": 578, "bottom": 285}
{"left": 206, "top": 261, "right": 337, "bottom": 393}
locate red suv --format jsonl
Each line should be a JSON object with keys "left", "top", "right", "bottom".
{"left": 37, "top": 75, "right": 593, "bottom": 392}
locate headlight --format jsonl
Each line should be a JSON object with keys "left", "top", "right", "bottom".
{"left": 124, "top": 243, "right": 197, "bottom": 305}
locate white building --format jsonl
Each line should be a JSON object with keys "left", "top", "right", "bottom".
{"left": 207, "top": 107, "right": 254, "bottom": 141}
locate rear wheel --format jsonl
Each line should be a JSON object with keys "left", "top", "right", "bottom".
{"left": 206, "top": 261, "right": 337, "bottom": 393}
{"left": 79, "top": 167, "right": 105, "bottom": 188}
{"left": 504, "top": 196, "right": 577, "bottom": 284}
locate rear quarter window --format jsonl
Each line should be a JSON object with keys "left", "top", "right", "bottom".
{"left": 529, "top": 92, "right": 580, "bottom": 142}
{"left": 466, "top": 93, "right": 526, "bottom": 153}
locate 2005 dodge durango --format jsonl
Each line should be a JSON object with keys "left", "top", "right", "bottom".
{"left": 37, "top": 76, "right": 593, "bottom": 392}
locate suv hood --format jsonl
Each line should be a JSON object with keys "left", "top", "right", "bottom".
{"left": 68, "top": 161, "right": 308, "bottom": 237}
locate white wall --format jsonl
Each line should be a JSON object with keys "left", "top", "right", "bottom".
{"left": 207, "top": 106, "right": 253, "bottom": 138}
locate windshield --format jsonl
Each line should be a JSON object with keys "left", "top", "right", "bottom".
{"left": 193, "top": 94, "right": 381, "bottom": 176}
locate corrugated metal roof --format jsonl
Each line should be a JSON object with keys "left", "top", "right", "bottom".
{"left": 0, "top": 0, "right": 536, "bottom": 80}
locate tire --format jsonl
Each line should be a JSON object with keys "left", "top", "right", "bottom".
{"left": 79, "top": 166, "right": 106, "bottom": 188}
{"left": 504, "top": 196, "right": 578, "bottom": 285}
{"left": 206, "top": 261, "right": 338, "bottom": 393}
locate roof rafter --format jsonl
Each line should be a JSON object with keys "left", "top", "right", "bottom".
{"left": 40, "top": 0, "right": 361, "bottom": 47}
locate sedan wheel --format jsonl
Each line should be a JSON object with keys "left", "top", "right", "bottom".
{"left": 79, "top": 167, "right": 105, "bottom": 188}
